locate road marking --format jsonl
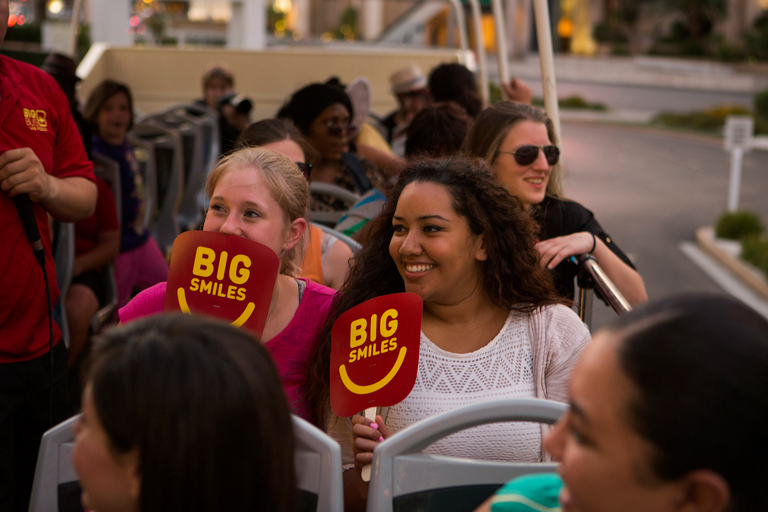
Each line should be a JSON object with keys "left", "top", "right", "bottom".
{"left": 679, "top": 241, "right": 768, "bottom": 319}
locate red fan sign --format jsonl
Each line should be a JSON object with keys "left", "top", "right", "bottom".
{"left": 330, "top": 293, "right": 422, "bottom": 418}
{"left": 164, "top": 231, "right": 279, "bottom": 339}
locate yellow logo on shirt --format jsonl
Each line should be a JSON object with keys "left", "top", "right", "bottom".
{"left": 24, "top": 109, "right": 48, "bottom": 132}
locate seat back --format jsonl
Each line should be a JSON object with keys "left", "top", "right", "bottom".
{"left": 292, "top": 415, "right": 344, "bottom": 512}
{"left": 309, "top": 182, "right": 360, "bottom": 228}
{"left": 28, "top": 415, "right": 82, "bottom": 512}
{"left": 142, "top": 110, "right": 207, "bottom": 231}
{"left": 29, "top": 415, "right": 343, "bottom": 512}
{"left": 314, "top": 223, "right": 363, "bottom": 255}
{"left": 129, "top": 122, "right": 184, "bottom": 254}
{"left": 367, "top": 398, "right": 567, "bottom": 512}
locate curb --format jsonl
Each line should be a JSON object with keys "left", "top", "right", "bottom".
{"left": 696, "top": 226, "right": 768, "bottom": 301}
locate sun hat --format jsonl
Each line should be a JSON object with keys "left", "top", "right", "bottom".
{"left": 390, "top": 64, "right": 428, "bottom": 94}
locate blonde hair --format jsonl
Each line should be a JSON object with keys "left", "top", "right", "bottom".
{"left": 205, "top": 147, "right": 309, "bottom": 276}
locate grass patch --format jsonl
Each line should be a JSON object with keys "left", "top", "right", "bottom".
{"left": 741, "top": 236, "right": 768, "bottom": 279}
{"left": 652, "top": 104, "right": 752, "bottom": 133}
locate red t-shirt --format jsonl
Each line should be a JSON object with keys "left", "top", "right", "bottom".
{"left": 0, "top": 55, "right": 94, "bottom": 362}
{"left": 74, "top": 178, "right": 119, "bottom": 257}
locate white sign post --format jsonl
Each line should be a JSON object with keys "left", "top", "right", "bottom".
{"left": 723, "top": 115, "right": 754, "bottom": 212}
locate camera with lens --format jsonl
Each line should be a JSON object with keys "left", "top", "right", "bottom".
{"left": 218, "top": 93, "right": 253, "bottom": 116}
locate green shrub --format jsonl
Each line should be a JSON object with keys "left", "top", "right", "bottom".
{"left": 531, "top": 95, "right": 607, "bottom": 111}
{"left": 740, "top": 236, "right": 768, "bottom": 279}
{"left": 715, "top": 210, "right": 765, "bottom": 240}
{"left": 653, "top": 104, "right": 752, "bottom": 132}
{"left": 5, "top": 23, "right": 41, "bottom": 43}
{"left": 755, "top": 88, "right": 768, "bottom": 119}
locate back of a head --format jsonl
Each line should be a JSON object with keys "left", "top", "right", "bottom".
{"left": 405, "top": 102, "right": 471, "bottom": 158}
{"left": 427, "top": 63, "right": 482, "bottom": 118}
{"left": 238, "top": 118, "right": 319, "bottom": 165}
{"left": 609, "top": 293, "right": 768, "bottom": 512}
{"left": 88, "top": 314, "right": 296, "bottom": 512}
{"left": 277, "top": 79, "right": 354, "bottom": 135}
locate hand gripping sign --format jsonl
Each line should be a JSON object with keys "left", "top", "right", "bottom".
{"left": 330, "top": 293, "right": 422, "bottom": 417}
{"left": 164, "top": 231, "right": 279, "bottom": 339}
{"left": 330, "top": 293, "right": 422, "bottom": 480}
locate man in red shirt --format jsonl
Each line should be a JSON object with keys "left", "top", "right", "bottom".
{"left": 0, "top": 1, "right": 97, "bottom": 509}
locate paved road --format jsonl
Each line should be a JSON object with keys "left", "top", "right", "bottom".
{"left": 559, "top": 121, "right": 768, "bottom": 330}
{"left": 528, "top": 81, "right": 754, "bottom": 113}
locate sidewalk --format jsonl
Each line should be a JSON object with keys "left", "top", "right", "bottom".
{"left": 504, "top": 53, "right": 768, "bottom": 93}
{"left": 696, "top": 227, "right": 768, "bottom": 302}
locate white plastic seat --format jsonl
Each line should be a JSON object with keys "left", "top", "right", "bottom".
{"left": 367, "top": 398, "right": 567, "bottom": 512}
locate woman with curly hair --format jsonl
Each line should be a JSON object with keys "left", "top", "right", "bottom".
{"left": 304, "top": 157, "right": 591, "bottom": 511}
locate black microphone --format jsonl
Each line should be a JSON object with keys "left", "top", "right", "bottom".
{"left": 13, "top": 194, "right": 46, "bottom": 266}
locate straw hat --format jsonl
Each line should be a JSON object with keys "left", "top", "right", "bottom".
{"left": 390, "top": 64, "right": 427, "bottom": 94}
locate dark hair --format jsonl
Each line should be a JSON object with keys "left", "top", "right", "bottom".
{"left": 463, "top": 101, "right": 563, "bottom": 198}
{"left": 405, "top": 102, "right": 472, "bottom": 158}
{"left": 277, "top": 78, "right": 354, "bottom": 135}
{"left": 609, "top": 293, "right": 768, "bottom": 512}
{"left": 238, "top": 118, "right": 319, "bottom": 165}
{"left": 201, "top": 64, "right": 234, "bottom": 91}
{"left": 427, "top": 63, "right": 482, "bottom": 118}
{"left": 305, "top": 157, "right": 562, "bottom": 425}
{"left": 88, "top": 314, "right": 296, "bottom": 512}
{"left": 83, "top": 79, "right": 135, "bottom": 133}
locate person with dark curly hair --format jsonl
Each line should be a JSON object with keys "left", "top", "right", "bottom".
{"left": 278, "top": 78, "right": 382, "bottom": 212}
{"left": 304, "top": 157, "right": 591, "bottom": 511}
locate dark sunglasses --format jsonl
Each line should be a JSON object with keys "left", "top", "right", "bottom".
{"left": 296, "top": 162, "right": 312, "bottom": 180}
{"left": 324, "top": 119, "right": 351, "bottom": 137}
{"left": 499, "top": 145, "right": 560, "bottom": 166}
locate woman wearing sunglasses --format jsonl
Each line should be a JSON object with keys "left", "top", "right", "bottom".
{"left": 464, "top": 102, "right": 647, "bottom": 306}
{"left": 278, "top": 79, "right": 382, "bottom": 212}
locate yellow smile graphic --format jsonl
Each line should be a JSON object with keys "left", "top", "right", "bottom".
{"left": 177, "top": 288, "right": 256, "bottom": 327}
{"left": 339, "top": 347, "right": 408, "bottom": 394}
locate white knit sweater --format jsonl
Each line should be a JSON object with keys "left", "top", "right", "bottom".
{"left": 327, "top": 304, "right": 591, "bottom": 467}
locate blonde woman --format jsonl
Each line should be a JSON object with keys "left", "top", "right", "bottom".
{"left": 119, "top": 147, "right": 336, "bottom": 423}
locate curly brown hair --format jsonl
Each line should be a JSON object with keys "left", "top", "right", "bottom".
{"left": 303, "top": 156, "right": 563, "bottom": 426}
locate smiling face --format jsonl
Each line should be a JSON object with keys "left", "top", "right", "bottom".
{"left": 308, "top": 103, "right": 350, "bottom": 163}
{"left": 544, "top": 331, "right": 683, "bottom": 512}
{"left": 97, "top": 92, "right": 132, "bottom": 145}
{"left": 389, "top": 181, "right": 486, "bottom": 306}
{"left": 494, "top": 120, "right": 553, "bottom": 208}
{"left": 72, "top": 386, "right": 140, "bottom": 512}
{"left": 203, "top": 166, "right": 303, "bottom": 259}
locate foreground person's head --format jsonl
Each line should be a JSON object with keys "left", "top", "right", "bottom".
{"left": 546, "top": 294, "right": 768, "bottom": 512}
{"left": 73, "top": 314, "right": 296, "bottom": 512}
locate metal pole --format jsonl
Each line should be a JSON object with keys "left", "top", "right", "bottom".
{"left": 727, "top": 147, "right": 744, "bottom": 212}
{"left": 490, "top": 0, "right": 510, "bottom": 98}
{"left": 68, "top": 0, "right": 84, "bottom": 57}
{"left": 532, "top": 0, "right": 562, "bottom": 143}
{"left": 467, "top": 0, "right": 490, "bottom": 106}
{"left": 448, "top": 0, "right": 470, "bottom": 54}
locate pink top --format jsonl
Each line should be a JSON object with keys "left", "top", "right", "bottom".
{"left": 119, "top": 278, "right": 336, "bottom": 423}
